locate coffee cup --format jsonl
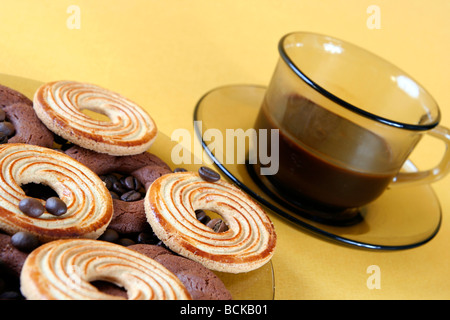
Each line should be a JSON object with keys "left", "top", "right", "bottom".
{"left": 254, "top": 32, "right": 450, "bottom": 218}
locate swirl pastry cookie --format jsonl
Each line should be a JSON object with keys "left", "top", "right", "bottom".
{"left": 33, "top": 80, "right": 157, "bottom": 156}
{"left": 0, "top": 143, "right": 113, "bottom": 242}
{"left": 20, "top": 239, "right": 192, "bottom": 300}
{"left": 145, "top": 172, "right": 277, "bottom": 273}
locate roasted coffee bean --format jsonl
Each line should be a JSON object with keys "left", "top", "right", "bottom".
{"left": 118, "top": 238, "right": 135, "bottom": 246}
{"left": 99, "top": 228, "right": 120, "bottom": 243}
{"left": 0, "top": 132, "right": 8, "bottom": 144}
{"left": 101, "top": 174, "right": 118, "bottom": 190}
{"left": 137, "top": 231, "right": 159, "bottom": 244}
{"left": 206, "top": 218, "right": 228, "bottom": 233}
{"left": 45, "top": 197, "right": 67, "bottom": 216}
{"left": 198, "top": 166, "right": 220, "bottom": 182}
{"left": 195, "top": 209, "right": 211, "bottom": 224}
{"left": 109, "top": 191, "right": 120, "bottom": 199}
{"left": 11, "top": 231, "right": 40, "bottom": 252}
{"left": 173, "top": 167, "right": 187, "bottom": 173}
{"left": 112, "top": 181, "right": 128, "bottom": 194}
{"left": 0, "top": 121, "right": 15, "bottom": 137}
{"left": 19, "top": 198, "right": 44, "bottom": 218}
{"left": 120, "top": 190, "right": 142, "bottom": 202}
{"left": 121, "top": 175, "right": 142, "bottom": 191}
{"left": 100, "top": 176, "right": 113, "bottom": 190}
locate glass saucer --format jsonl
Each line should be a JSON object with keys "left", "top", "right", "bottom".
{"left": 0, "top": 74, "right": 276, "bottom": 300}
{"left": 193, "top": 84, "right": 442, "bottom": 250}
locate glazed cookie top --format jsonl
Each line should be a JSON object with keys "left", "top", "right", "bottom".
{"left": 145, "top": 171, "right": 277, "bottom": 274}
{"left": 0, "top": 143, "right": 113, "bottom": 242}
{"left": 20, "top": 239, "right": 192, "bottom": 300}
{"left": 33, "top": 81, "right": 157, "bottom": 156}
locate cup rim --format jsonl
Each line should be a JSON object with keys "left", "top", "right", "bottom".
{"left": 278, "top": 31, "right": 440, "bottom": 131}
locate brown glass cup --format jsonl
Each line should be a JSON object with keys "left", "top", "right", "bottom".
{"left": 254, "top": 32, "right": 450, "bottom": 219}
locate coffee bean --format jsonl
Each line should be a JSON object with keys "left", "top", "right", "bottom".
{"left": 100, "top": 175, "right": 113, "bottom": 190}
{"left": 112, "top": 181, "right": 127, "bottom": 194}
{"left": 100, "top": 174, "right": 118, "bottom": 190}
{"left": 0, "top": 122, "right": 15, "bottom": 137}
{"left": 45, "top": 197, "right": 67, "bottom": 216}
{"left": 137, "top": 231, "right": 159, "bottom": 244}
{"left": 118, "top": 238, "right": 135, "bottom": 246}
{"left": 99, "top": 228, "right": 119, "bottom": 243}
{"left": 120, "top": 190, "right": 142, "bottom": 202}
{"left": 0, "top": 132, "right": 8, "bottom": 144}
{"left": 206, "top": 218, "right": 228, "bottom": 233}
{"left": 174, "top": 167, "right": 187, "bottom": 173}
{"left": 109, "top": 191, "right": 120, "bottom": 199}
{"left": 195, "top": 209, "right": 211, "bottom": 224}
{"left": 121, "top": 175, "right": 142, "bottom": 191}
{"left": 11, "top": 231, "right": 40, "bottom": 252}
{"left": 198, "top": 166, "right": 220, "bottom": 182}
{"left": 19, "top": 198, "right": 44, "bottom": 218}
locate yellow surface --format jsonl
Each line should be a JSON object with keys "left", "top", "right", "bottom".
{"left": 0, "top": 0, "right": 449, "bottom": 299}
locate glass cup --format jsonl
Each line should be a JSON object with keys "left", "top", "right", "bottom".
{"left": 254, "top": 31, "right": 450, "bottom": 220}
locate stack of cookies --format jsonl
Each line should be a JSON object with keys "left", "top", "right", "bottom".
{"left": 0, "top": 81, "right": 277, "bottom": 300}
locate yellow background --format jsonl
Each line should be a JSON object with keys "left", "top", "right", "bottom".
{"left": 0, "top": 0, "right": 449, "bottom": 299}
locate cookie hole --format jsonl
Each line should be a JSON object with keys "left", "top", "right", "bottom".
{"left": 90, "top": 280, "right": 128, "bottom": 299}
{"left": 81, "top": 109, "right": 112, "bottom": 122}
{"left": 21, "top": 183, "right": 59, "bottom": 200}
{"left": 195, "top": 209, "right": 229, "bottom": 233}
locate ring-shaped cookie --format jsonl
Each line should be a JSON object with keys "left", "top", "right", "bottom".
{"left": 0, "top": 143, "right": 113, "bottom": 241}
{"left": 33, "top": 81, "right": 157, "bottom": 156}
{"left": 145, "top": 172, "right": 277, "bottom": 273}
{"left": 5, "top": 103, "right": 54, "bottom": 148}
{"left": 0, "top": 84, "right": 54, "bottom": 148}
{"left": 20, "top": 239, "right": 192, "bottom": 300}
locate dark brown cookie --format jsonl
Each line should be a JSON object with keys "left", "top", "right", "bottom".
{"left": 5, "top": 103, "right": 54, "bottom": 148}
{"left": 0, "top": 233, "right": 28, "bottom": 278}
{"left": 0, "top": 84, "right": 54, "bottom": 148}
{"left": 64, "top": 145, "right": 172, "bottom": 234}
{"left": 129, "top": 244, "right": 232, "bottom": 300}
{"left": 0, "top": 84, "right": 32, "bottom": 108}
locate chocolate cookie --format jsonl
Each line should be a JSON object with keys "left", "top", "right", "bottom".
{"left": 64, "top": 145, "right": 172, "bottom": 234}
{"left": 0, "top": 84, "right": 32, "bottom": 108}
{"left": 0, "top": 233, "right": 28, "bottom": 278}
{"left": 129, "top": 244, "right": 232, "bottom": 300}
{"left": 5, "top": 103, "right": 54, "bottom": 148}
{"left": 0, "top": 84, "right": 54, "bottom": 148}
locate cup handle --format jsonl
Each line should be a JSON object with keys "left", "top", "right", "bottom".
{"left": 392, "top": 125, "right": 450, "bottom": 187}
